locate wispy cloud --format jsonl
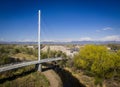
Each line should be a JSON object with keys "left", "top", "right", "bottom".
{"left": 100, "top": 35, "right": 120, "bottom": 41}
{"left": 41, "top": 35, "right": 120, "bottom": 42}
{"left": 17, "top": 39, "right": 37, "bottom": 42}
{"left": 41, "top": 37, "right": 93, "bottom": 42}
{"left": 96, "top": 27, "right": 113, "bottom": 32}
{"left": 78, "top": 37, "right": 93, "bottom": 41}
{"left": 102, "top": 27, "right": 113, "bottom": 31}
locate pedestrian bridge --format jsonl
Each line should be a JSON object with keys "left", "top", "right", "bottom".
{"left": 0, "top": 10, "right": 65, "bottom": 73}
{"left": 0, "top": 57, "right": 63, "bottom": 73}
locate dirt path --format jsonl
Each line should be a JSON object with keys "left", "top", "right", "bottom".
{"left": 43, "top": 69, "right": 62, "bottom": 87}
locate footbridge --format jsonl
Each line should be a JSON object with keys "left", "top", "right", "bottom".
{"left": 0, "top": 57, "right": 63, "bottom": 73}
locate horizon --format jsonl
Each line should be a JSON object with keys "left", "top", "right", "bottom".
{"left": 0, "top": 40, "right": 120, "bottom": 43}
{"left": 0, "top": 0, "right": 120, "bottom": 42}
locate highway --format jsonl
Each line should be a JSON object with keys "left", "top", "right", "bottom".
{"left": 0, "top": 57, "right": 63, "bottom": 73}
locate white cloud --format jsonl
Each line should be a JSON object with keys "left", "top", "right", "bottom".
{"left": 96, "top": 27, "right": 113, "bottom": 32}
{"left": 41, "top": 40, "right": 58, "bottom": 42}
{"left": 100, "top": 35, "right": 120, "bottom": 41}
{"left": 78, "top": 37, "right": 93, "bottom": 41}
{"left": 103, "top": 27, "right": 112, "bottom": 31}
{"left": 41, "top": 39, "right": 72, "bottom": 42}
{"left": 41, "top": 35, "right": 120, "bottom": 42}
{"left": 41, "top": 37, "right": 93, "bottom": 42}
{"left": 17, "top": 39, "right": 37, "bottom": 42}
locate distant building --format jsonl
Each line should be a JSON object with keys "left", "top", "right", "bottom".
{"left": 27, "top": 46, "right": 34, "bottom": 49}
{"left": 107, "top": 47, "right": 111, "bottom": 50}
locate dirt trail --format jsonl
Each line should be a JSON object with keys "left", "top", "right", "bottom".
{"left": 43, "top": 70, "right": 62, "bottom": 87}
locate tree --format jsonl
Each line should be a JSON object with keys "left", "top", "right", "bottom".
{"left": 41, "top": 51, "right": 47, "bottom": 59}
{"left": 73, "top": 44, "right": 120, "bottom": 81}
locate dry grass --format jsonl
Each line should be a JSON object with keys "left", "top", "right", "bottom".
{"left": 65, "top": 68, "right": 95, "bottom": 87}
{"left": 12, "top": 53, "right": 37, "bottom": 61}
{"left": 0, "top": 72, "right": 50, "bottom": 87}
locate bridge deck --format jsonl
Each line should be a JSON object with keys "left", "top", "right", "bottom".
{"left": 0, "top": 57, "right": 62, "bottom": 73}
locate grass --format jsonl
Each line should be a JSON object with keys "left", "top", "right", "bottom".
{"left": 0, "top": 44, "right": 49, "bottom": 87}
{"left": 0, "top": 72, "right": 50, "bottom": 87}
{"left": 0, "top": 65, "right": 50, "bottom": 87}
{"left": 12, "top": 53, "right": 37, "bottom": 61}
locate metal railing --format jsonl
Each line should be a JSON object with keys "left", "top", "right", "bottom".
{"left": 0, "top": 57, "right": 63, "bottom": 73}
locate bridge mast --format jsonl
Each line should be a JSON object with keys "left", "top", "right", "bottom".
{"left": 38, "top": 10, "right": 41, "bottom": 71}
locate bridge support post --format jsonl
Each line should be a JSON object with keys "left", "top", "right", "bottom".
{"left": 35, "top": 64, "right": 42, "bottom": 72}
{"left": 38, "top": 64, "right": 42, "bottom": 72}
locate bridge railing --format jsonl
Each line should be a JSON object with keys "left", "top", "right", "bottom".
{"left": 0, "top": 57, "right": 63, "bottom": 73}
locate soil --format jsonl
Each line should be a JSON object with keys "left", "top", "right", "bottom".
{"left": 43, "top": 69, "right": 62, "bottom": 87}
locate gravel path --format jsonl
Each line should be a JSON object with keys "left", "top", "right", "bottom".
{"left": 43, "top": 70, "right": 62, "bottom": 87}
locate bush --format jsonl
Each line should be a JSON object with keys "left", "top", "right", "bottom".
{"left": 94, "top": 77, "right": 103, "bottom": 86}
{"left": 73, "top": 44, "right": 120, "bottom": 83}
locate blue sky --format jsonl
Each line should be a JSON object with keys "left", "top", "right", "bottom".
{"left": 0, "top": 0, "right": 120, "bottom": 42}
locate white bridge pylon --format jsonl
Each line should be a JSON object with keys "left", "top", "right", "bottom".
{"left": 37, "top": 10, "right": 41, "bottom": 71}
{"left": 0, "top": 10, "right": 64, "bottom": 73}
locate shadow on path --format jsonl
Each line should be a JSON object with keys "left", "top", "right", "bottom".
{"left": 54, "top": 67, "right": 86, "bottom": 87}
{"left": 0, "top": 63, "right": 86, "bottom": 87}
{"left": 42, "top": 64, "right": 86, "bottom": 87}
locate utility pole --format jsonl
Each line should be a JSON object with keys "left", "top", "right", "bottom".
{"left": 38, "top": 10, "right": 41, "bottom": 71}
